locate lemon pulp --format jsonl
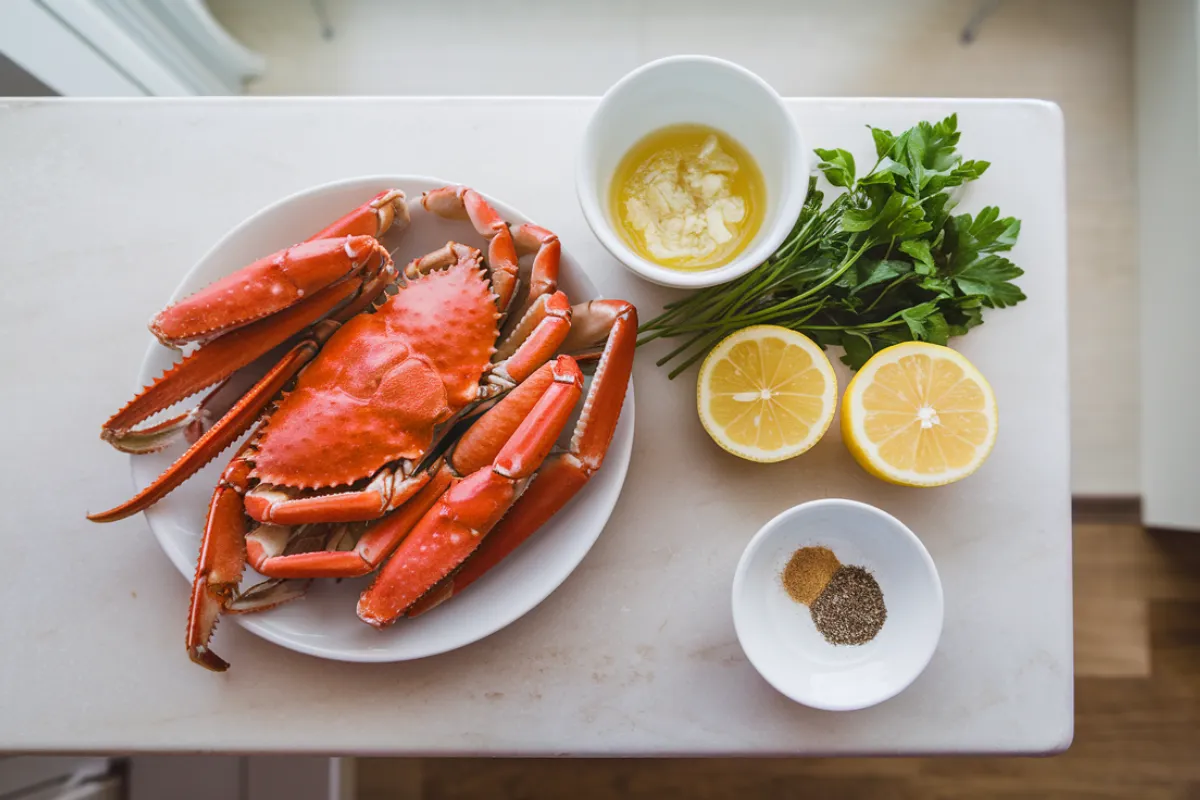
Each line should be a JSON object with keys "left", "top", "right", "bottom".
{"left": 697, "top": 326, "right": 837, "bottom": 462}
{"left": 842, "top": 342, "right": 998, "bottom": 486}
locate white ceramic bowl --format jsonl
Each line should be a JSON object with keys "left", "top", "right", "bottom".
{"left": 577, "top": 55, "right": 808, "bottom": 288}
{"left": 732, "top": 499, "right": 944, "bottom": 711}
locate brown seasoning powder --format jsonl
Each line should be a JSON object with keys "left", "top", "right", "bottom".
{"left": 781, "top": 546, "right": 841, "bottom": 606}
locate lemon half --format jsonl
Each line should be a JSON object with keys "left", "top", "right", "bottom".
{"left": 697, "top": 326, "right": 838, "bottom": 462}
{"left": 842, "top": 342, "right": 998, "bottom": 486}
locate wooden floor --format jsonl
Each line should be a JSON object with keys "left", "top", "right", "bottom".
{"left": 357, "top": 523, "right": 1200, "bottom": 799}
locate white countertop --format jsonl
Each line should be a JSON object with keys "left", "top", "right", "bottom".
{"left": 0, "top": 97, "right": 1072, "bottom": 755}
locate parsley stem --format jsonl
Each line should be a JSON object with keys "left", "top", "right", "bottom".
{"left": 790, "top": 239, "right": 873, "bottom": 303}
{"left": 666, "top": 328, "right": 731, "bottom": 379}
{"left": 863, "top": 274, "right": 912, "bottom": 314}
{"left": 799, "top": 318, "right": 906, "bottom": 331}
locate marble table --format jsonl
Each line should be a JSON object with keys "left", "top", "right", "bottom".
{"left": 0, "top": 97, "right": 1071, "bottom": 755}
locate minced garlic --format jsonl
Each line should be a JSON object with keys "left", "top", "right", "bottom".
{"left": 611, "top": 125, "right": 765, "bottom": 270}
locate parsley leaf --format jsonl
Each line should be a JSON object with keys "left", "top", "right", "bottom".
{"left": 870, "top": 126, "right": 897, "bottom": 159}
{"left": 851, "top": 259, "right": 911, "bottom": 295}
{"left": 899, "top": 301, "right": 941, "bottom": 340}
{"left": 899, "top": 240, "right": 936, "bottom": 275}
{"left": 953, "top": 255, "right": 1027, "bottom": 308}
{"left": 840, "top": 331, "right": 876, "bottom": 370}
{"left": 815, "top": 148, "right": 856, "bottom": 188}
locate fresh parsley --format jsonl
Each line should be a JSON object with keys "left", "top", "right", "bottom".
{"left": 638, "top": 113, "right": 1026, "bottom": 376}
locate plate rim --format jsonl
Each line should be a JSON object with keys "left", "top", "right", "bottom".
{"left": 132, "top": 173, "right": 635, "bottom": 663}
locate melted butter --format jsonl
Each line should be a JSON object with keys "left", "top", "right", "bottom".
{"left": 610, "top": 124, "right": 766, "bottom": 271}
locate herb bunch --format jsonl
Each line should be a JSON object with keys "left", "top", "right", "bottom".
{"left": 637, "top": 114, "right": 1026, "bottom": 378}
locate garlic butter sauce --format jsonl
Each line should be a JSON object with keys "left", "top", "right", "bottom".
{"left": 610, "top": 124, "right": 766, "bottom": 271}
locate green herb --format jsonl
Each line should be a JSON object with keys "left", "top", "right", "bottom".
{"left": 637, "top": 114, "right": 1025, "bottom": 378}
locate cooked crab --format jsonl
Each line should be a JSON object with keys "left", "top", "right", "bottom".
{"left": 90, "top": 187, "right": 637, "bottom": 671}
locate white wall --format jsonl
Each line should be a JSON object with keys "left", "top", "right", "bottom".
{"left": 1135, "top": 0, "right": 1200, "bottom": 528}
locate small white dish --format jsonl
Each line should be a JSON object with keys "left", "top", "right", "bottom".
{"left": 732, "top": 499, "right": 943, "bottom": 711}
{"left": 577, "top": 55, "right": 808, "bottom": 289}
{"left": 132, "top": 175, "right": 635, "bottom": 664}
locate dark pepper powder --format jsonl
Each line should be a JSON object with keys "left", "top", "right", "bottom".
{"left": 809, "top": 565, "right": 887, "bottom": 645}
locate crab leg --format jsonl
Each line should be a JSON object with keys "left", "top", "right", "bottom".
{"left": 421, "top": 187, "right": 521, "bottom": 315}
{"left": 489, "top": 291, "right": 572, "bottom": 387}
{"left": 511, "top": 223, "right": 561, "bottom": 318}
{"left": 421, "top": 187, "right": 561, "bottom": 318}
{"left": 244, "top": 358, "right": 565, "bottom": 578}
{"left": 243, "top": 467, "right": 434, "bottom": 526}
{"left": 408, "top": 300, "right": 637, "bottom": 616}
{"left": 103, "top": 239, "right": 394, "bottom": 455}
{"left": 185, "top": 450, "right": 326, "bottom": 671}
{"left": 404, "top": 241, "right": 479, "bottom": 279}
{"left": 357, "top": 356, "right": 584, "bottom": 627}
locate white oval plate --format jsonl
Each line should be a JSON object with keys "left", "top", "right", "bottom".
{"left": 132, "top": 176, "right": 634, "bottom": 663}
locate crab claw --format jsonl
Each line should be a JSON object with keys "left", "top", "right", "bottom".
{"left": 184, "top": 454, "right": 253, "bottom": 671}
{"left": 187, "top": 575, "right": 232, "bottom": 672}
{"left": 310, "top": 188, "right": 410, "bottom": 240}
{"left": 149, "top": 235, "right": 389, "bottom": 347}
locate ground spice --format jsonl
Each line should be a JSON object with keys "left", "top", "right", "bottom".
{"left": 781, "top": 546, "right": 841, "bottom": 606}
{"left": 809, "top": 565, "right": 887, "bottom": 646}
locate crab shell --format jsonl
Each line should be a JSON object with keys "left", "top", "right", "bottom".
{"left": 252, "top": 254, "right": 500, "bottom": 490}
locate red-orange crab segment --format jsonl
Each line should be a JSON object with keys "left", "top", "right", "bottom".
{"left": 155, "top": 189, "right": 406, "bottom": 347}
{"left": 102, "top": 278, "right": 364, "bottom": 455}
{"left": 309, "top": 188, "right": 407, "bottom": 240}
{"left": 408, "top": 299, "right": 637, "bottom": 616}
{"left": 87, "top": 333, "right": 328, "bottom": 525}
{"left": 511, "top": 224, "right": 561, "bottom": 318}
{"left": 149, "top": 236, "right": 389, "bottom": 347}
{"left": 187, "top": 358, "right": 581, "bottom": 670}
{"left": 243, "top": 358, "right": 565, "bottom": 579}
{"left": 186, "top": 443, "right": 254, "bottom": 672}
{"left": 421, "top": 186, "right": 561, "bottom": 317}
{"left": 87, "top": 257, "right": 402, "bottom": 523}
{"left": 357, "top": 356, "right": 585, "bottom": 628}
{"left": 489, "top": 291, "right": 572, "bottom": 388}
{"left": 405, "top": 239, "right": 572, "bottom": 388}
{"left": 493, "top": 290, "right": 571, "bottom": 366}
{"left": 236, "top": 252, "right": 572, "bottom": 528}
{"left": 101, "top": 191, "right": 407, "bottom": 454}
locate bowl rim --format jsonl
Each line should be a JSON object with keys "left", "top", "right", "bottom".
{"left": 731, "top": 497, "right": 945, "bottom": 711}
{"left": 576, "top": 54, "right": 810, "bottom": 289}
